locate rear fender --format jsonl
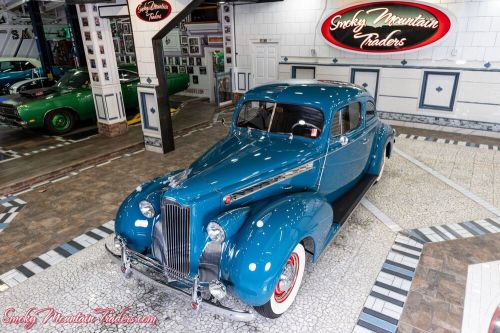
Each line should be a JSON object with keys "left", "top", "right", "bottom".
{"left": 367, "top": 122, "right": 394, "bottom": 176}
{"left": 220, "top": 192, "right": 333, "bottom": 306}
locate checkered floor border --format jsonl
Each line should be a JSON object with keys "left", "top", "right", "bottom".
{"left": 354, "top": 217, "right": 500, "bottom": 333}
{"left": 0, "top": 147, "right": 21, "bottom": 164}
{"left": 0, "top": 220, "right": 115, "bottom": 292}
{"left": 397, "top": 133, "right": 500, "bottom": 150}
{"left": 0, "top": 195, "right": 26, "bottom": 233}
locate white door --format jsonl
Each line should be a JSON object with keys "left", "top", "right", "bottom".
{"left": 252, "top": 43, "right": 278, "bottom": 88}
{"left": 351, "top": 69, "right": 379, "bottom": 101}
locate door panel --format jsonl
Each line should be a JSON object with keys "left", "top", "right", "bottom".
{"left": 252, "top": 43, "right": 278, "bottom": 86}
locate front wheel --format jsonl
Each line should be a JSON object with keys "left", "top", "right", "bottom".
{"left": 45, "top": 109, "right": 75, "bottom": 135}
{"left": 253, "top": 243, "right": 306, "bottom": 318}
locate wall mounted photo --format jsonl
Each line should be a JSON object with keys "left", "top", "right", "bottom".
{"left": 182, "top": 57, "right": 187, "bottom": 65}
{"left": 91, "top": 72, "right": 99, "bottom": 82}
{"left": 81, "top": 17, "right": 89, "bottom": 27}
{"left": 113, "top": 39, "right": 119, "bottom": 52}
{"left": 181, "top": 46, "right": 189, "bottom": 55}
{"left": 99, "top": 45, "right": 105, "bottom": 54}
{"left": 94, "top": 17, "right": 100, "bottom": 27}
{"left": 196, "top": 57, "right": 202, "bottom": 66}
{"left": 226, "top": 47, "right": 231, "bottom": 54}
{"left": 85, "top": 32, "right": 91, "bottom": 41}
{"left": 224, "top": 26, "right": 231, "bottom": 34}
{"left": 165, "top": 66, "right": 170, "bottom": 73}
{"left": 168, "top": 57, "right": 174, "bottom": 65}
{"left": 192, "top": 75, "right": 199, "bottom": 84}
{"left": 97, "top": 31, "right": 102, "bottom": 40}
{"left": 104, "top": 72, "right": 109, "bottom": 81}
{"left": 87, "top": 46, "right": 94, "bottom": 55}
{"left": 223, "top": 5, "right": 229, "bottom": 12}
{"left": 180, "top": 36, "right": 188, "bottom": 45}
{"left": 123, "top": 23, "right": 130, "bottom": 34}
{"left": 79, "top": 4, "right": 86, "bottom": 12}
{"left": 199, "top": 66, "right": 207, "bottom": 75}
{"left": 171, "top": 66, "right": 178, "bottom": 73}
{"left": 188, "top": 57, "right": 194, "bottom": 66}
{"left": 102, "top": 59, "right": 107, "bottom": 68}
{"left": 224, "top": 16, "right": 230, "bottom": 23}
{"left": 179, "top": 66, "right": 186, "bottom": 73}
{"left": 188, "top": 36, "right": 200, "bottom": 46}
{"left": 187, "top": 66, "right": 194, "bottom": 74}
{"left": 90, "top": 59, "right": 96, "bottom": 68}
{"left": 179, "top": 21, "right": 186, "bottom": 32}
{"left": 226, "top": 56, "right": 232, "bottom": 64}
{"left": 189, "top": 46, "right": 201, "bottom": 56}
{"left": 124, "top": 34, "right": 134, "bottom": 53}
{"left": 175, "top": 57, "right": 180, "bottom": 65}
{"left": 208, "top": 35, "right": 223, "bottom": 44}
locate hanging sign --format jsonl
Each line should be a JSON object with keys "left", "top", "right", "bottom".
{"left": 136, "top": 0, "right": 172, "bottom": 22}
{"left": 320, "top": 1, "right": 451, "bottom": 53}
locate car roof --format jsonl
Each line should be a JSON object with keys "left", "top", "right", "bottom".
{"left": 244, "top": 80, "right": 371, "bottom": 114}
{"left": 0, "top": 57, "right": 41, "bottom": 67}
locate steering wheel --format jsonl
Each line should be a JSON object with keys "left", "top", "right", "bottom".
{"left": 291, "top": 120, "right": 320, "bottom": 131}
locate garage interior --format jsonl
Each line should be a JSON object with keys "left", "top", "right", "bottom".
{"left": 0, "top": 0, "right": 499, "bottom": 332}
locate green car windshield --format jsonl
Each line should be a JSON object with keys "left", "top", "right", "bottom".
{"left": 56, "top": 70, "right": 90, "bottom": 89}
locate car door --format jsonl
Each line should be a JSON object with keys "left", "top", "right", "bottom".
{"left": 362, "top": 100, "right": 378, "bottom": 172}
{"left": 319, "top": 101, "right": 365, "bottom": 202}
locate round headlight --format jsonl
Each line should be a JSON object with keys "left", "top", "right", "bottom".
{"left": 139, "top": 200, "right": 155, "bottom": 218}
{"left": 207, "top": 222, "right": 225, "bottom": 242}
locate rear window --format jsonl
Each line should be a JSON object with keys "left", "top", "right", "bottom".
{"left": 237, "top": 101, "right": 324, "bottom": 139}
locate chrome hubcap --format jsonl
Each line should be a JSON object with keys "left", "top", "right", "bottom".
{"left": 278, "top": 263, "right": 295, "bottom": 292}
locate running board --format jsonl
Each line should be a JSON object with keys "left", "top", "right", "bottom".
{"left": 332, "top": 175, "right": 377, "bottom": 226}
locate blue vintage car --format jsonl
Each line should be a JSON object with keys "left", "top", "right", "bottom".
{"left": 107, "top": 80, "right": 395, "bottom": 320}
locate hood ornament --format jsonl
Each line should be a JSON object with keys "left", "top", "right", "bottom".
{"left": 168, "top": 168, "right": 192, "bottom": 188}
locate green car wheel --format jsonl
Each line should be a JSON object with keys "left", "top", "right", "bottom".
{"left": 44, "top": 109, "right": 75, "bottom": 135}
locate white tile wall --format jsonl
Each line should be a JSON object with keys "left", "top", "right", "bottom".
{"left": 234, "top": 0, "right": 500, "bottom": 126}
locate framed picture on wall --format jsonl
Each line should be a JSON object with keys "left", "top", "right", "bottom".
{"left": 189, "top": 46, "right": 201, "bottom": 56}
{"left": 196, "top": 58, "right": 202, "bottom": 66}
{"left": 180, "top": 36, "right": 188, "bottom": 45}
{"left": 85, "top": 32, "right": 91, "bottom": 41}
{"left": 171, "top": 66, "right": 178, "bottom": 73}
{"left": 168, "top": 57, "right": 174, "bottom": 65}
{"left": 81, "top": 17, "right": 89, "bottom": 27}
{"left": 182, "top": 57, "right": 187, "bottom": 65}
{"left": 90, "top": 59, "right": 96, "bottom": 68}
{"left": 113, "top": 39, "right": 119, "bottom": 53}
{"left": 188, "top": 36, "right": 200, "bottom": 46}
{"left": 199, "top": 66, "right": 207, "bottom": 75}
{"left": 181, "top": 46, "right": 189, "bottom": 55}
{"left": 192, "top": 75, "right": 199, "bottom": 84}
{"left": 187, "top": 66, "right": 194, "bottom": 74}
{"left": 124, "top": 34, "right": 134, "bottom": 53}
{"left": 179, "top": 66, "right": 186, "bottom": 73}
{"left": 175, "top": 57, "right": 180, "bottom": 65}
{"left": 188, "top": 57, "right": 194, "bottom": 66}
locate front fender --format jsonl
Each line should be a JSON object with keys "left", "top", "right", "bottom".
{"left": 114, "top": 170, "right": 182, "bottom": 253}
{"left": 220, "top": 192, "right": 333, "bottom": 306}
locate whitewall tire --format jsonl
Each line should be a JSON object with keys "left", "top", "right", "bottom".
{"left": 254, "top": 243, "right": 306, "bottom": 318}
{"left": 375, "top": 148, "right": 386, "bottom": 183}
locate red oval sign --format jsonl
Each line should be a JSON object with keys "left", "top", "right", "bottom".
{"left": 320, "top": 1, "right": 451, "bottom": 53}
{"left": 136, "top": 0, "right": 172, "bottom": 22}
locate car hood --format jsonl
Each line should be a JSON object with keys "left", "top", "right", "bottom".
{"left": 164, "top": 131, "right": 322, "bottom": 202}
{"left": 0, "top": 87, "right": 68, "bottom": 106}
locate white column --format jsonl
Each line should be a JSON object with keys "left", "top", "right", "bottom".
{"left": 77, "top": 4, "right": 127, "bottom": 137}
{"left": 127, "top": 0, "right": 197, "bottom": 153}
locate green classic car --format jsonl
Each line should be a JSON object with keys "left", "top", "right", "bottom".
{"left": 0, "top": 66, "right": 189, "bottom": 134}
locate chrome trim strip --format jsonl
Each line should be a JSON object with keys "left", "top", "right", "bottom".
{"left": 227, "top": 161, "right": 314, "bottom": 202}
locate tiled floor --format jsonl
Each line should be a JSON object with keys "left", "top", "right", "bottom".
{"left": 0, "top": 120, "right": 498, "bottom": 332}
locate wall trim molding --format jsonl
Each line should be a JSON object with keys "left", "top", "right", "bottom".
{"left": 279, "top": 61, "right": 500, "bottom": 73}
{"left": 379, "top": 111, "right": 500, "bottom": 132}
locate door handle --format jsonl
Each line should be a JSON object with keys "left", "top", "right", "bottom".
{"left": 339, "top": 135, "right": 348, "bottom": 146}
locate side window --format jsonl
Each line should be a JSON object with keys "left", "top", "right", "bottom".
{"left": 22, "top": 61, "right": 35, "bottom": 71}
{"left": 366, "top": 101, "right": 376, "bottom": 121}
{"left": 341, "top": 102, "right": 361, "bottom": 133}
{"left": 331, "top": 110, "right": 342, "bottom": 137}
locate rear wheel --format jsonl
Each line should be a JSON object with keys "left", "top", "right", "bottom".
{"left": 45, "top": 109, "right": 75, "bottom": 135}
{"left": 375, "top": 146, "right": 386, "bottom": 183}
{"left": 253, "top": 243, "right": 306, "bottom": 318}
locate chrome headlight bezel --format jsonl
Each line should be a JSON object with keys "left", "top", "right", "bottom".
{"left": 138, "top": 200, "right": 155, "bottom": 218}
{"left": 207, "top": 221, "right": 225, "bottom": 242}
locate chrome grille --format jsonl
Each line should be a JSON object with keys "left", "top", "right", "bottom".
{"left": 161, "top": 199, "right": 190, "bottom": 279}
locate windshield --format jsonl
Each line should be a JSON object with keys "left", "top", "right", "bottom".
{"left": 236, "top": 101, "right": 324, "bottom": 139}
{"left": 56, "top": 70, "right": 90, "bottom": 89}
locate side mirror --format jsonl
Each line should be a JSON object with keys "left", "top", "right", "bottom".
{"left": 339, "top": 135, "right": 348, "bottom": 146}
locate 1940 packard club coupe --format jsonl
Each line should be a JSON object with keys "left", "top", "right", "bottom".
{"left": 107, "top": 80, "right": 395, "bottom": 321}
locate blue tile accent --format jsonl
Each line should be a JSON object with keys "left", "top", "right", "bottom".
{"left": 383, "top": 262, "right": 415, "bottom": 279}
{"left": 359, "top": 312, "right": 397, "bottom": 333}
{"left": 60, "top": 242, "right": 80, "bottom": 255}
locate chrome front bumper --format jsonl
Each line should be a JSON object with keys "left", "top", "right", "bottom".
{"left": 105, "top": 236, "right": 255, "bottom": 322}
